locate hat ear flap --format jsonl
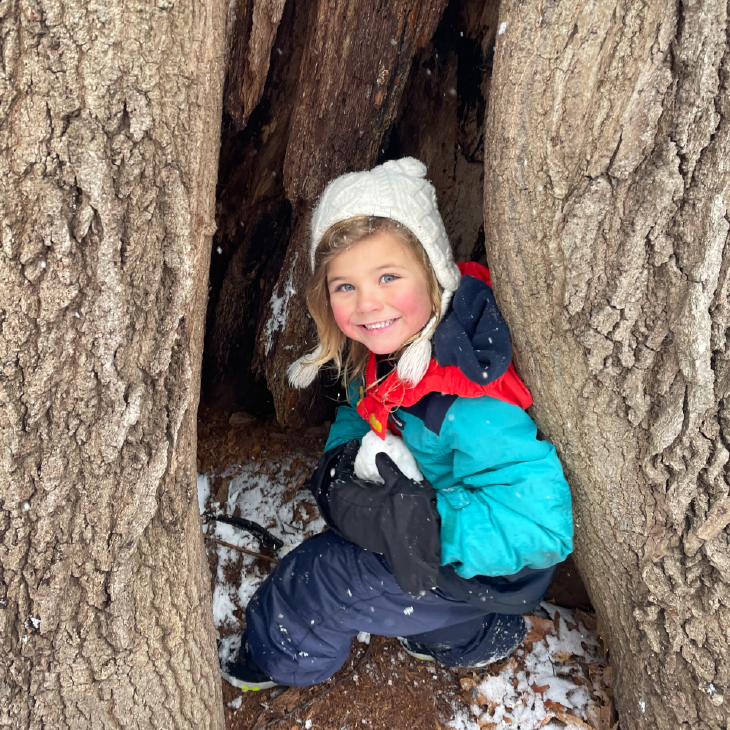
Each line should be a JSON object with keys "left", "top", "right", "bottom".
{"left": 396, "top": 289, "right": 454, "bottom": 386}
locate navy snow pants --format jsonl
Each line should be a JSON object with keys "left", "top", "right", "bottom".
{"left": 246, "top": 531, "right": 527, "bottom": 686}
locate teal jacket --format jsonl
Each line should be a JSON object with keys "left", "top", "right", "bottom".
{"left": 325, "top": 394, "right": 573, "bottom": 580}
{"left": 323, "top": 263, "right": 572, "bottom": 580}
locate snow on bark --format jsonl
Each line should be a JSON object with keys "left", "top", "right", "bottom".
{"left": 264, "top": 252, "right": 298, "bottom": 355}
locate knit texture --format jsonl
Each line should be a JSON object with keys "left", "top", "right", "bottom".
{"left": 309, "top": 158, "right": 460, "bottom": 292}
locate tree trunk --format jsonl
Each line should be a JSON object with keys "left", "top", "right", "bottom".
{"left": 253, "top": 0, "right": 451, "bottom": 427}
{"left": 204, "top": 0, "right": 503, "bottom": 428}
{"left": 0, "top": 1, "right": 227, "bottom": 728}
{"left": 485, "top": 0, "right": 729, "bottom": 727}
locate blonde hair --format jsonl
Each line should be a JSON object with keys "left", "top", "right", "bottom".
{"left": 305, "top": 216, "right": 442, "bottom": 387}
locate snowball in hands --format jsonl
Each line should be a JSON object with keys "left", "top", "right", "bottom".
{"left": 354, "top": 431, "right": 424, "bottom": 484}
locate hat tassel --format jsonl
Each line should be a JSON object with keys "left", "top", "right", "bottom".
{"left": 287, "top": 345, "right": 324, "bottom": 389}
{"left": 396, "top": 289, "right": 454, "bottom": 386}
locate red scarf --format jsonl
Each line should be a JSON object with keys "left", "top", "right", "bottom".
{"left": 355, "top": 263, "right": 533, "bottom": 439}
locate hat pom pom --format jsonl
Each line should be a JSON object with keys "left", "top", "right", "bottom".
{"left": 397, "top": 335, "right": 432, "bottom": 386}
{"left": 287, "top": 345, "right": 324, "bottom": 389}
{"left": 383, "top": 157, "right": 427, "bottom": 179}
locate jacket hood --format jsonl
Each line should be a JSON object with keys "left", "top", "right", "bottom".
{"left": 433, "top": 262, "right": 512, "bottom": 385}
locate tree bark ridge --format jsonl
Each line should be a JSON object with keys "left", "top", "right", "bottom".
{"left": 0, "top": 1, "right": 227, "bottom": 727}
{"left": 485, "top": 1, "right": 730, "bottom": 727}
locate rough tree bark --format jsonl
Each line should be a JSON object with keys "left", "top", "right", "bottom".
{"left": 0, "top": 1, "right": 227, "bottom": 728}
{"left": 485, "top": 0, "right": 729, "bottom": 727}
{"left": 390, "top": 0, "right": 499, "bottom": 264}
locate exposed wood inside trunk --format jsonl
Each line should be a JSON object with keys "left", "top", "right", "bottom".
{"left": 203, "top": 0, "right": 501, "bottom": 428}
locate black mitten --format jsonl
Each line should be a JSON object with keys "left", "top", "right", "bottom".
{"left": 327, "top": 445, "right": 442, "bottom": 597}
{"left": 307, "top": 441, "right": 353, "bottom": 527}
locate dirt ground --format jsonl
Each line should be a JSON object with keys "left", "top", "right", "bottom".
{"left": 221, "top": 634, "right": 472, "bottom": 730}
{"left": 197, "top": 407, "right": 610, "bottom": 730}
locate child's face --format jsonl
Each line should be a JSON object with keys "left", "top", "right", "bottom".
{"left": 326, "top": 231, "right": 433, "bottom": 355}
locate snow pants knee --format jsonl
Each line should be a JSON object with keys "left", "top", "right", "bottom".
{"left": 245, "top": 531, "right": 532, "bottom": 686}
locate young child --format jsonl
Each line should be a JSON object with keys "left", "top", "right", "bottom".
{"left": 220, "top": 158, "right": 573, "bottom": 691}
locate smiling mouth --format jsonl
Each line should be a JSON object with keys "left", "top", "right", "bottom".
{"left": 360, "top": 318, "right": 397, "bottom": 331}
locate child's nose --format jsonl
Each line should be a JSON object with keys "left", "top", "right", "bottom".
{"left": 356, "top": 288, "right": 383, "bottom": 313}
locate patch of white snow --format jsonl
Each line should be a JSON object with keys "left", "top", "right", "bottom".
{"left": 197, "top": 473, "right": 210, "bottom": 514}
{"left": 264, "top": 253, "right": 298, "bottom": 355}
{"left": 354, "top": 431, "right": 423, "bottom": 483}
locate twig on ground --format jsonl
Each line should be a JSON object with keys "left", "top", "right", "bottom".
{"left": 252, "top": 643, "right": 374, "bottom": 729}
{"left": 203, "top": 534, "right": 279, "bottom": 564}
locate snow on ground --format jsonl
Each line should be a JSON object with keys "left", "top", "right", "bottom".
{"left": 199, "top": 452, "right": 325, "bottom": 629}
{"left": 451, "top": 606, "right": 614, "bottom": 729}
{"left": 199, "top": 450, "right": 614, "bottom": 730}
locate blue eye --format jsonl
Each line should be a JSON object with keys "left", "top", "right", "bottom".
{"left": 381, "top": 274, "right": 398, "bottom": 284}
{"left": 336, "top": 283, "right": 355, "bottom": 292}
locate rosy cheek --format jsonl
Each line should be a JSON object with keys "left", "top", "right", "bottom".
{"left": 392, "top": 289, "right": 431, "bottom": 326}
{"left": 330, "top": 302, "right": 352, "bottom": 334}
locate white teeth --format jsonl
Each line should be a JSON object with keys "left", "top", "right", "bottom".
{"left": 363, "top": 319, "right": 395, "bottom": 330}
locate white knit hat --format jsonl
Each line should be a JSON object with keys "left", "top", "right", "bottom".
{"left": 288, "top": 157, "right": 461, "bottom": 389}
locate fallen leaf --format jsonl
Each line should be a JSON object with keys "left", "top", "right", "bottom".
{"left": 575, "top": 609, "right": 598, "bottom": 633}
{"left": 525, "top": 616, "right": 556, "bottom": 642}
{"left": 552, "top": 650, "right": 574, "bottom": 663}
{"left": 298, "top": 501, "right": 317, "bottom": 523}
{"left": 265, "top": 686, "right": 300, "bottom": 715}
{"left": 491, "top": 657, "right": 518, "bottom": 674}
{"left": 477, "top": 720, "right": 498, "bottom": 730}
{"left": 600, "top": 700, "right": 618, "bottom": 729}
{"left": 571, "top": 674, "right": 592, "bottom": 687}
{"left": 472, "top": 682, "right": 498, "bottom": 708}
{"left": 553, "top": 706, "right": 595, "bottom": 729}
{"left": 530, "top": 682, "right": 550, "bottom": 695}
{"left": 585, "top": 703, "right": 602, "bottom": 730}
